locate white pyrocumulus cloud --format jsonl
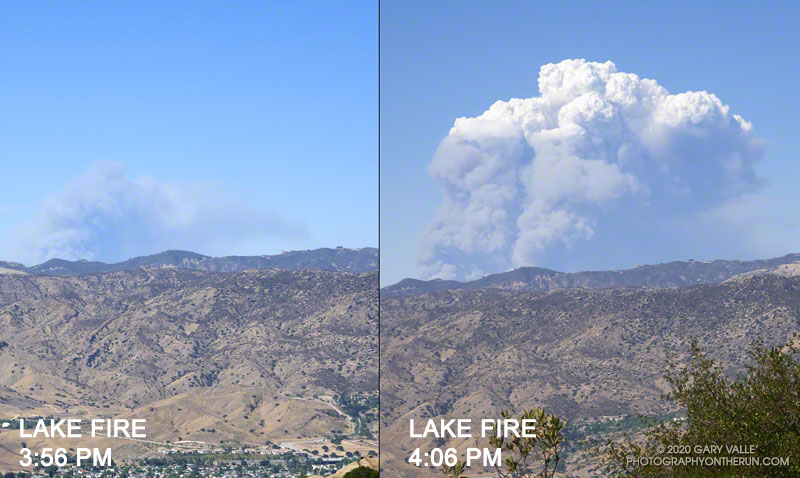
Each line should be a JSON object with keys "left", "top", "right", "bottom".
{"left": 419, "top": 59, "right": 766, "bottom": 280}
{"left": 6, "top": 161, "right": 307, "bottom": 265}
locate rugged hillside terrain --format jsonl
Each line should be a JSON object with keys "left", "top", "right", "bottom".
{"left": 0, "top": 268, "right": 378, "bottom": 469}
{"left": 383, "top": 253, "right": 800, "bottom": 297}
{"left": 2, "top": 247, "right": 378, "bottom": 276}
{"left": 380, "top": 275, "right": 800, "bottom": 477}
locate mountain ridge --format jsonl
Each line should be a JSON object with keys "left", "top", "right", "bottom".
{"left": 383, "top": 253, "right": 800, "bottom": 296}
{"left": 2, "top": 247, "right": 378, "bottom": 276}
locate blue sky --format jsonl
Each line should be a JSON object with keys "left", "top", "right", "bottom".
{"left": 380, "top": 1, "right": 800, "bottom": 285}
{"left": 0, "top": 1, "right": 376, "bottom": 265}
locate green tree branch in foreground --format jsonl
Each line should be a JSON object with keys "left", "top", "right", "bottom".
{"left": 600, "top": 336, "right": 800, "bottom": 477}
{"left": 442, "top": 408, "right": 565, "bottom": 478}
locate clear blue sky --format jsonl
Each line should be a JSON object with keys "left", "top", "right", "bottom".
{"left": 380, "top": 0, "right": 800, "bottom": 285}
{"left": 0, "top": 1, "right": 377, "bottom": 265}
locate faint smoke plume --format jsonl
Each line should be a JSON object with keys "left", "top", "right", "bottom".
{"left": 419, "top": 59, "right": 765, "bottom": 280}
{"left": 6, "top": 161, "right": 307, "bottom": 264}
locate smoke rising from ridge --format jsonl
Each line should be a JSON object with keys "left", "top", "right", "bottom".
{"left": 6, "top": 162, "right": 307, "bottom": 265}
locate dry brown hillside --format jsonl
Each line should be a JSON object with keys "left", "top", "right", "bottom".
{"left": 380, "top": 275, "right": 800, "bottom": 477}
{"left": 0, "top": 268, "right": 378, "bottom": 470}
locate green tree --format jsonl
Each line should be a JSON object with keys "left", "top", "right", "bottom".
{"left": 601, "top": 337, "right": 800, "bottom": 477}
{"left": 342, "top": 466, "right": 379, "bottom": 478}
{"left": 443, "top": 408, "right": 565, "bottom": 478}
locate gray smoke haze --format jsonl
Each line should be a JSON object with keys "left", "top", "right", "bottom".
{"left": 419, "top": 59, "right": 767, "bottom": 280}
{"left": 6, "top": 161, "right": 307, "bottom": 265}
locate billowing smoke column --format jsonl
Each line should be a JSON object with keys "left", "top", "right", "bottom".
{"left": 419, "top": 59, "right": 765, "bottom": 280}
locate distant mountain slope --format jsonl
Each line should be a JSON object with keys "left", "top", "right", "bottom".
{"left": 0, "top": 267, "right": 377, "bottom": 468}
{"left": 383, "top": 253, "right": 800, "bottom": 296}
{"left": 11, "top": 247, "right": 377, "bottom": 276}
{"left": 380, "top": 274, "right": 800, "bottom": 477}
{"left": 0, "top": 261, "right": 26, "bottom": 274}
